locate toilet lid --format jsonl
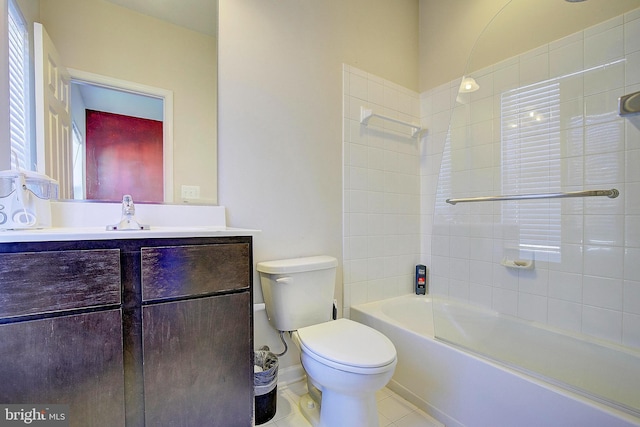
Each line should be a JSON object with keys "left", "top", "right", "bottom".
{"left": 297, "top": 319, "right": 396, "bottom": 371}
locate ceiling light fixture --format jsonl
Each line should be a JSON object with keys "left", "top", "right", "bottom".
{"left": 459, "top": 76, "right": 480, "bottom": 93}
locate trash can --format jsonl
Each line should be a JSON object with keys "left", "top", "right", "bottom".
{"left": 254, "top": 346, "right": 278, "bottom": 425}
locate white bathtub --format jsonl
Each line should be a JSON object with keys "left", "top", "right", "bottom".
{"left": 351, "top": 295, "right": 640, "bottom": 427}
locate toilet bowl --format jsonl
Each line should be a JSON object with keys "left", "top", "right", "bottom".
{"left": 256, "top": 256, "right": 397, "bottom": 427}
{"left": 294, "top": 318, "right": 397, "bottom": 427}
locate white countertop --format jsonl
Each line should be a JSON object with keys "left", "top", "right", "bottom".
{"left": 0, "top": 201, "right": 260, "bottom": 243}
{"left": 0, "top": 226, "right": 259, "bottom": 243}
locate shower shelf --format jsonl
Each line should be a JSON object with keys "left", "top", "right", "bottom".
{"left": 360, "top": 106, "right": 425, "bottom": 138}
{"left": 446, "top": 188, "right": 619, "bottom": 205}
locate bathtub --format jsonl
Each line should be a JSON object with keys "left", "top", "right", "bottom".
{"left": 351, "top": 295, "right": 640, "bottom": 427}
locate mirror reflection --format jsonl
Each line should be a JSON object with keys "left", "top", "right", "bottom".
{"left": 71, "top": 78, "right": 166, "bottom": 202}
{"left": 13, "top": 0, "right": 218, "bottom": 204}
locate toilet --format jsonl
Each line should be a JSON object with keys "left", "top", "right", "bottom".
{"left": 257, "top": 256, "right": 397, "bottom": 427}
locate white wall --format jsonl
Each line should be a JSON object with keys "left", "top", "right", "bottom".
{"left": 218, "top": 0, "right": 419, "bottom": 372}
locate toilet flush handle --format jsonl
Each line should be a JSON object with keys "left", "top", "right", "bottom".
{"left": 276, "top": 276, "right": 293, "bottom": 284}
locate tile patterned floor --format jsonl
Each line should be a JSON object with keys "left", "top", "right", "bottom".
{"left": 258, "top": 379, "right": 443, "bottom": 427}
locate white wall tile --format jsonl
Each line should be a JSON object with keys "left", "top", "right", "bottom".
{"left": 626, "top": 50, "right": 640, "bottom": 86}
{"left": 625, "top": 247, "right": 640, "bottom": 281}
{"left": 625, "top": 14, "right": 640, "bottom": 53}
{"left": 584, "top": 245, "right": 624, "bottom": 279}
{"left": 492, "top": 287, "right": 518, "bottom": 316}
{"left": 469, "top": 260, "right": 493, "bottom": 286}
{"left": 623, "top": 312, "right": 640, "bottom": 347}
{"left": 368, "top": 80, "right": 384, "bottom": 106}
{"left": 550, "top": 38, "right": 584, "bottom": 79}
{"left": 627, "top": 182, "right": 640, "bottom": 215}
{"left": 518, "top": 293, "right": 548, "bottom": 322}
{"left": 583, "top": 62, "right": 624, "bottom": 95}
{"left": 519, "top": 268, "right": 549, "bottom": 297}
{"left": 624, "top": 280, "right": 640, "bottom": 315}
{"left": 350, "top": 73, "right": 368, "bottom": 101}
{"left": 583, "top": 275, "right": 623, "bottom": 310}
{"left": 626, "top": 150, "right": 640, "bottom": 183}
{"left": 584, "top": 20, "right": 624, "bottom": 68}
{"left": 582, "top": 305, "right": 622, "bottom": 343}
{"left": 548, "top": 298, "right": 582, "bottom": 333}
{"left": 350, "top": 189, "right": 368, "bottom": 213}
{"left": 583, "top": 214, "right": 624, "bottom": 246}
{"left": 627, "top": 215, "right": 640, "bottom": 247}
{"left": 548, "top": 270, "right": 583, "bottom": 303}
{"left": 520, "top": 52, "right": 549, "bottom": 86}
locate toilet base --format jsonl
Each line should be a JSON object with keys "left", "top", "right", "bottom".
{"left": 298, "top": 390, "right": 379, "bottom": 427}
{"left": 299, "top": 393, "right": 320, "bottom": 427}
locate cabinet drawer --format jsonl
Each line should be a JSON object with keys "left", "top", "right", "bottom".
{"left": 141, "top": 243, "right": 250, "bottom": 301}
{"left": 0, "top": 249, "right": 121, "bottom": 318}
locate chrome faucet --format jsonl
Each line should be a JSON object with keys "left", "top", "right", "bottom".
{"left": 106, "top": 195, "right": 150, "bottom": 230}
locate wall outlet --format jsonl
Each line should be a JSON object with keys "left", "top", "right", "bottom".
{"left": 181, "top": 185, "right": 200, "bottom": 199}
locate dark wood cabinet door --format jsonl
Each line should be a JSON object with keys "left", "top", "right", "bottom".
{"left": 0, "top": 309, "right": 126, "bottom": 427}
{"left": 142, "top": 292, "right": 252, "bottom": 427}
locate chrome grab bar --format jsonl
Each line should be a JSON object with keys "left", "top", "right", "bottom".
{"left": 446, "top": 189, "right": 619, "bottom": 205}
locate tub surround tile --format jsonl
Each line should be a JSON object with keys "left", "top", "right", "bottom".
{"left": 583, "top": 275, "right": 624, "bottom": 311}
{"left": 548, "top": 271, "right": 583, "bottom": 303}
{"left": 584, "top": 19, "right": 624, "bottom": 68}
{"left": 584, "top": 245, "right": 624, "bottom": 279}
{"left": 518, "top": 293, "right": 548, "bottom": 323}
{"left": 623, "top": 312, "right": 640, "bottom": 348}
{"left": 625, "top": 50, "right": 640, "bottom": 86}
{"left": 625, "top": 247, "right": 640, "bottom": 281}
{"left": 548, "top": 298, "right": 583, "bottom": 333}
{"left": 343, "top": 8, "right": 640, "bottom": 350}
{"left": 623, "top": 280, "right": 640, "bottom": 315}
{"left": 582, "top": 305, "right": 622, "bottom": 343}
{"left": 342, "top": 63, "right": 421, "bottom": 313}
{"left": 493, "top": 288, "right": 518, "bottom": 316}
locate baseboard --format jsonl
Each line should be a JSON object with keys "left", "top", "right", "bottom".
{"left": 277, "top": 363, "right": 305, "bottom": 386}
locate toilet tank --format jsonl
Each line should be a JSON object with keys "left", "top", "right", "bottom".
{"left": 257, "top": 256, "right": 338, "bottom": 332}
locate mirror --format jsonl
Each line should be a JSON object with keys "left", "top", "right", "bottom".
{"left": 18, "top": 0, "right": 218, "bottom": 204}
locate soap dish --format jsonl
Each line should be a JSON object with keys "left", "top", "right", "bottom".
{"left": 501, "top": 258, "right": 534, "bottom": 270}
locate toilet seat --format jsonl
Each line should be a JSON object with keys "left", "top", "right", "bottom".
{"left": 296, "top": 318, "right": 397, "bottom": 375}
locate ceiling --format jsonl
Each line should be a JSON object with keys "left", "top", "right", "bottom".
{"left": 104, "top": 0, "right": 217, "bottom": 36}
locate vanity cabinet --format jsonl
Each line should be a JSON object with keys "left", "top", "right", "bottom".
{"left": 0, "top": 236, "right": 253, "bottom": 427}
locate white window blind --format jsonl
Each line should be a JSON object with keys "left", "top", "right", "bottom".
{"left": 501, "top": 81, "right": 562, "bottom": 261}
{"left": 8, "top": 0, "right": 30, "bottom": 170}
